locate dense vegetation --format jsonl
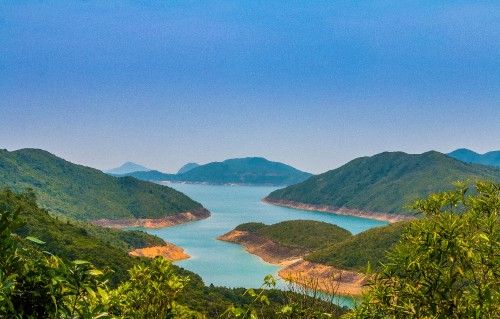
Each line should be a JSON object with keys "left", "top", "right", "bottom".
{"left": 236, "top": 220, "right": 352, "bottom": 251}
{"left": 448, "top": 148, "right": 500, "bottom": 167}
{"left": 0, "top": 188, "right": 165, "bottom": 286}
{"left": 119, "top": 157, "right": 313, "bottom": 186}
{"left": 0, "top": 148, "right": 203, "bottom": 220}
{"left": 235, "top": 220, "right": 406, "bottom": 272}
{"left": 266, "top": 151, "right": 500, "bottom": 215}
{"left": 348, "top": 181, "right": 500, "bottom": 318}
{"left": 305, "top": 221, "right": 408, "bottom": 272}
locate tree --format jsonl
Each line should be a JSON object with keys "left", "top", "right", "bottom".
{"left": 347, "top": 181, "right": 500, "bottom": 318}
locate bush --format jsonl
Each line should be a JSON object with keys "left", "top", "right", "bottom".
{"left": 347, "top": 181, "right": 500, "bottom": 318}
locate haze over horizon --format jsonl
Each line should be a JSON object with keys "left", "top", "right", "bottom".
{"left": 1, "top": 1, "right": 499, "bottom": 174}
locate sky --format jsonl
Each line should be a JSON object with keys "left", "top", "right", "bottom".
{"left": 1, "top": 0, "right": 499, "bottom": 174}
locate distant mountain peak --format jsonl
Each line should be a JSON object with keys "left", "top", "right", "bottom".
{"left": 122, "top": 156, "right": 312, "bottom": 186}
{"left": 177, "top": 162, "right": 200, "bottom": 174}
{"left": 105, "top": 162, "right": 152, "bottom": 175}
{"left": 447, "top": 148, "right": 500, "bottom": 167}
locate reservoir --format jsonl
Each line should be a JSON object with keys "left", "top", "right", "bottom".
{"left": 141, "top": 183, "right": 387, "bottom": 304}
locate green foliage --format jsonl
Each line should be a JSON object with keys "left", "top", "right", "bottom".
{"left": 0, "top": 188, "right": 162, "bottom": 286}
{"left": 235, "top": 222, "right": 266, "bottom": 232}
{"left": 110, "top": 256, "right": 198, "bottom": 318}
{"left": 222, "top": 275, "right": 348, "bottom": 319}
{"left": 0, "top": 201, "right": 201, "bottom": 318}
{"left": 122, "top": 157, "right": 313, "bottom": 186}
{"left": 305, "top": 222, "right": 408, "bottom": 272}
{"left": 267, "top": 151, "right": 500, "bottom": 215}
{"left": 348, "top": 181, "right": 500, "bottom": 318}
{"left": 0, "top": 148, "right": 203, "bottom": 220}
{"left": 252, "top": 220, "right": 352, "bottom": 251}
{"left": 235, "top": 220, "right": 352, "bottom": 252}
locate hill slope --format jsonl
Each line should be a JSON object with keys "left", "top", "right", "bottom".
{"left": 235, "top": 220, "right": 352, "bottom": 251}
{"left": 0, "top": 188, "right": 165, "bottom": 285}
{"left": 305, "top": 221, "right": 408, "bottom": 272}
{"left": 105, "top": 162, "right": 152, "bottom": 174}
{"left": 265, "top": 151, "right": 500, "bottom": 217}
{"left": 447, "top": 148, "right": 500, "bottom": 167}
{"left": 0, "top": 148, "right": 205, "bottom": 221}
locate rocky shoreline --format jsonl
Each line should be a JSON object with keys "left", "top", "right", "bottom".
{"left": 262, "top": 198, "right": 410, "bottom": 223}
{"left": 218, "top": 229, "right": 366, "bottom": 296}
{"left": 129, "top": 244, "right": 190, "bottom": 261}
{"left": 91, "top": 208, "right": 211, "bottom": 229}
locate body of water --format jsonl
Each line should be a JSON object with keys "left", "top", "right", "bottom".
{"left": 139, "top": 183, "right": 387, "bottom": 306}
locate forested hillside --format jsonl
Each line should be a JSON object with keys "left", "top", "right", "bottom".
{"left": 265, "top": 151, "right": 500, "bottom": 215}
{"left": 0, "top": 148, "right": 203, "bottom": 220}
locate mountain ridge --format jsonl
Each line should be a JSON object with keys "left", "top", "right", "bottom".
{"left": 447, "top": 148, "right": 500, "bottom": 167}
{"left": 264, "top": 151, "right": 500, "bottom": 217}
{"left": 115, "top": 157, "right": 312, "bottom": 186}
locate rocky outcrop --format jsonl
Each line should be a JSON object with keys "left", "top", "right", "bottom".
{"left": 129, "top": 244, "right": 190, "bottom": 261}
{"left": 263, "top": 198, "right": 410, "bottom": 223}
{"left": 92, "top": 208, "right": 211, "bottom": 229}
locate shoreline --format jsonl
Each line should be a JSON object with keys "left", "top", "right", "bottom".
{"left": 262, "top": 198, "right": 411, "bottom": 223}
{"left": 217, "top": 229, "right": 365, "bottom": 296}
{"left": 161, "top": 181, "right": 297, "bottom": 187}
{"left": 91, "top": 208, "right": 211, "bottom": 229}
{"left": 129, "top": 244, "right": 190, "bottom": 261}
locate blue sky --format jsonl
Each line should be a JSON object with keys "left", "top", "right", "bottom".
{"left": 1, "top": 0, "right": 499, "bottom": 174}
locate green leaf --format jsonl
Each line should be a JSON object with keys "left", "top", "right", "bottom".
{"left": 26, "top": 236, "right": 46, "bottom": 244}
{"left": 85, "top": 269, "right": 104, "bottom": 276}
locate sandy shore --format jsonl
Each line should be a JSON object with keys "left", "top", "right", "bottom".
{"left": 263, "top": 198, "right": 410, "bottom": 223}
{"left": 129, "top": 244, "right": 190, "bottom": 261}
{"left": 91, "top": 208, "right": 211, "bottom": 229}
{"left": 218, "top": 229, "right": 366, "bottom": 296}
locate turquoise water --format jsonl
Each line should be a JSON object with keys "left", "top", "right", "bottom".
{"left": 139, "top": 183, "right": 386, "bottom": 306}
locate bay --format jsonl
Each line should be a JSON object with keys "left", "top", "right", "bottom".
{"left": 139, "top": 183, "right": 387, "bottom": 306}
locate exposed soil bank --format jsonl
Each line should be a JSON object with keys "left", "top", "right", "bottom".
{"left": 263, "top": 198, "right": 410, "bottom": 223}
{"left": 279, "top": 260, "right": 366, "bottom": 296}
{"left": 218, "top": 229, "right": 365, "bottom": 296}
{"left": 129, "top": 244, "right": 190, "bottom": 261}
{"left": 217, "top": 230, "right": 307, "bottom": 265}
{"left": 91, "top": 208, "right": 211, "bottom": 229}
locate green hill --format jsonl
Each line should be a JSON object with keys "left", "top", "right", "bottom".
{"left": 305, "top": 222, "right": 408, "bottom": 272}
{"left": 119, "top": 157, "right": 312, "bottom": 186}
{"left": 265, "top": 151, "right": 500, "bottom": 215}
{"left": 0, "top": 188, "right": 165, "bottom": 285}
{"left": 236, "top": 220, "right": 352, "bottom": 251}
{"left": 0, "top": 148, "right": 203, "bottom": 220}
{"left": 177, "top": 162, "right": 200, "bottom": 174}
{"left": 447, "top": 148, "right": 500, "bottom": 167}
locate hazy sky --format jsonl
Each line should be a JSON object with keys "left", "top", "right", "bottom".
{"left": 1, "top": 0, "right": 499, "bottom": 174}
